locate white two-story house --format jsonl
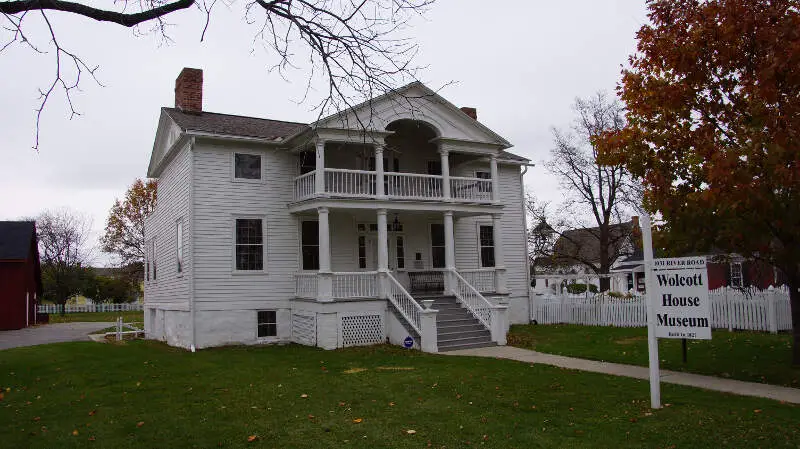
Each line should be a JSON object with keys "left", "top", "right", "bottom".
{"left": 144, "top": 68, "right": 532, "bottom": 353}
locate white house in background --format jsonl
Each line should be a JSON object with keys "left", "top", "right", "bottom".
{"left": 144, "top": 68, "right": 532, "bottom": 352}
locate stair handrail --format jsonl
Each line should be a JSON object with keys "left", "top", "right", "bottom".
{"left": 385, "top": 272, "right": 423, "bottom": 334}
{"left": 451, "top": 269, "right": 493, "bottom": 330}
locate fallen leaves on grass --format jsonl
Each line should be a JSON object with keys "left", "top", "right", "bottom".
{"left": 406, "top": 429, "right": 416, "bottom": 434}
{"left": 376, "top": 366, "right": 415, "bottom": 371}
{"left": 72, "top": 430, "right": 79, "bottom": 436}
{"left": 352, "top": 418, "right": 363, "bottom": 424}
{"left": 88, "top": 410, "right": 97, "bottom": 416}
{"left": 343, "top": 368, "right": 368, "bottom": 374}
{"left": 136, "top": 422, "right": 145, "bottom": 428}
{"left": 300, "top": 394, "right": 309, "bottom": 398}
{"left": 247, "top": 435, "right": 258, "bottom": 442}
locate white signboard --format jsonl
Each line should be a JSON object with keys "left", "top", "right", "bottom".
{"left": 651, "top": 257, "right": 711, "bottom": 340}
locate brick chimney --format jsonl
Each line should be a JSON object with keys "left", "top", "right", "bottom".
{"left": 631, "top": 216, "right": 641, "bottom": 237}
{"left": 460, "top": 107, "right": 477, "bottom": 120}
{"left": 175, "top": 68, "right": 203, "bottom": 114}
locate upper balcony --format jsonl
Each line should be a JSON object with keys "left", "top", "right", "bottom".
{"left": 293, "top": 169, "right": 494, "bottom": 203}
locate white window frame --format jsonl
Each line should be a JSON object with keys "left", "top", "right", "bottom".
{"left": 730, "top": 262, "right": 743, "bottom": 288}
{"left": 151, "top": 238, "right": 158, "bottom": 282}
{"left": 428, "top": 221, "right": 446, "bottom": 269}
{"left": 232, "top": 151, "right": 265, "bottom": 183}
{"left": 476, "top": 222, "right": 495, "bottom": 268}
{"left": 176, "top": 219, "right": 184, "bottom": 276}
{"left": 145, "top": 239, "right": 151, "bottom": 283}
{"left": 256, "top": 310, "right": 278, "bottom": 340}
{"left": 232, "top": 216, "right": 267, "bottom": 274}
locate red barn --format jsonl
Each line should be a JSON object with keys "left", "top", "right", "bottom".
{"left": 0, "top": 221, "right": 42, "bottom": 330}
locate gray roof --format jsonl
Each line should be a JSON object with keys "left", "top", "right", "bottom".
{"left": 553, "top": 221, "right": 636, "bottom": 265}
{"left": 163, "top": 107, "right": 528, "bottom": 161}
{"left": 163, "top": 108, "right": 308, "bottom": 141}
{"left": 0, "top": 221, "right": 36, "bottom": 261}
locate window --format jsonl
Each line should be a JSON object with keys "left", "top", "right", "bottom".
{"left": 476, "top": 171, "right": 492, "bottom": 193}
{"left": 145, "top": 241, "right": 151, "bottom": 282}
{"left": 730, "top": 262, "right": 743, "bottom": 288}
{"left": 626, "top": 273, "right": 634, "bottom": 291}
{"left": 257, "top": 310, "right": 277, "bottom": 338}
{"left": 479, "top": 225, "right": 495, "bottom": 267}
{"left": 234, "top": 153, "right": 262, "bottom": 180}
{"left": 396, "top": 236, "right": 405, "bottom": 269}
{"left": 427, "top": 160, "right": 442, "bottom": 176}
{"left": 358, "top": 236, "right": 367, "bottom": 269}
{"left": 430, "top": 223, "right": 445, "bottom": 268}
{"left": 299, "top": 151, "right": 315, "bottom": 174}
{"left": 235, "top": 219, "right": 264, "bottom": 271}
{"left": 176, "top": 220, "right": 184, "bottom": 274}
{"left": 152, "top": 239, "right": 157, "bottom": 280}
{"left": 301, "top": 221, "right": 320, "bottom": 270}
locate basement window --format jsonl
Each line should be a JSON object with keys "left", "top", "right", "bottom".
{"left": 257, "top": 310, "right": 277, "bottom": 338}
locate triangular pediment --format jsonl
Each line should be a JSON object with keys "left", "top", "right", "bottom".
{"left": 313, "top": 82, "right": 512, "bottom": 149}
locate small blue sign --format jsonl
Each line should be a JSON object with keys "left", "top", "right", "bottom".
{"left": 403, "top": 336, "right": 414, "bottom": 349}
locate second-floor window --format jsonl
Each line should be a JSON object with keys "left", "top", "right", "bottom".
{"left": 234, "top": 153, "right": 262, "bottom": 180}
{"left": 476, "top": 171, "right": 492, "bottom": 193}
{"left": 235, "top": 219, "right": 264, "bottom": 271}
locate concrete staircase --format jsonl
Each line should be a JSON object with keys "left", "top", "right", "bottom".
{"left": 418, "top": 294, "right": 496, "bottom": 351}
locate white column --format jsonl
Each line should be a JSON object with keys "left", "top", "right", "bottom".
{"left": 377, "top": 209, "right": 389, "bottom": 271}
{"left": 419, "top": 307, "right": 439, "bottom": 353}
{"left": 492, "top": 213, "right": 508, "bottom": 294}
{"left": 318, "top": 207, "right": 333, "bottom": 302}
{"left": 375, "top": 144, "right": 385, "bottom": 198}
{"left": 440, "top": 149, "right": 451, "bottom": 200}
{"left": 315, "top": 139, "right": 326, "bottom": 195}
{"left": 490, "top": 154, "right": 499, "bottom": 202}
{"left": 444, "top": 211, "right": 455, "bottom": 293}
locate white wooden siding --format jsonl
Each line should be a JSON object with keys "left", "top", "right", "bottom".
{"left": 192, "top": 140, "right": 297, "bottom": 311}
{"left": 453, "top": 162, "right": 528, "bottom": 297}
{"left": 144, "top": 141, "right": 192, "bottom": 308}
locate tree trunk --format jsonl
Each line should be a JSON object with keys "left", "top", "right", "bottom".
{"left": 790, "top": 275, "right": 800, "bottom": 366}
{"left": 599, "top": 229, "right": 610, "bottom": 292}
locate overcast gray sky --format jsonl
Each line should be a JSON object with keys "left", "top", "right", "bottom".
{"left": 0, "top": 0, "right": 648, "bottom": 265}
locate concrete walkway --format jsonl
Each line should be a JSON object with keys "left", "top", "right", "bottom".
{"left": 0, "top": 322, "right": 114, "bottom": 350}
{"left": 446, "top": 345, "right": 800, "bottom": 404}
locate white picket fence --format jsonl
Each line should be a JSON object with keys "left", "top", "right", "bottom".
{"left": 38, "top": 303, "right": 144, "bottom": 314}
{"left": 531, "top": 286, "right": 793, "bottom": 333}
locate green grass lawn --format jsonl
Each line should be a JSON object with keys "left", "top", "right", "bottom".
{"left": 509, "top": 324, "right": 800, "bottom": 387}
{"left": 1, "top": 342, "right": 799, "bottom": 448}
{"left": 47, "top": 311, "right": 144, "bottom": 324}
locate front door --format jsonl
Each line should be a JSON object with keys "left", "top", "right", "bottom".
{"left": 364, "top": 234, "right": 401, "bottom": 270}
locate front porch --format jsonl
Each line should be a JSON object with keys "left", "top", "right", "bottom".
{"left": 291, "top": 208, "right": 510, "bottom": 352}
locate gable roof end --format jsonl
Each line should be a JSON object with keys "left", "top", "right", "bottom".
{"left": 0, "top": 221, "right": 36, "bottom": 261}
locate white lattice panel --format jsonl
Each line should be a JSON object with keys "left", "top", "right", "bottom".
{"left": 341, "top": 315, "right": 384, "bottom": 347}
{"left": 292, "top": 313, "right": 316, "bottom": 346}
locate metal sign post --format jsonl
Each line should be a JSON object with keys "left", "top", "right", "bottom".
{"left": 641, "top": 214, "right": 661, "bottom": 409}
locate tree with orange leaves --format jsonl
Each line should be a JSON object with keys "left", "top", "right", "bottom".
{"left": 100, "top": 179, "right": 157, "bottom": 277}
{"left": 600, "top": 0, "right": 800, "bottom": 363}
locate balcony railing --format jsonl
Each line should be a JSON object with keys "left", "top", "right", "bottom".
{"left": 293, "top": 169, "right": 494, "bottom": 203}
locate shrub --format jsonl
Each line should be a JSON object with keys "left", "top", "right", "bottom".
{"left": 566, "top": 283, "right": 598, "bottom": 294}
